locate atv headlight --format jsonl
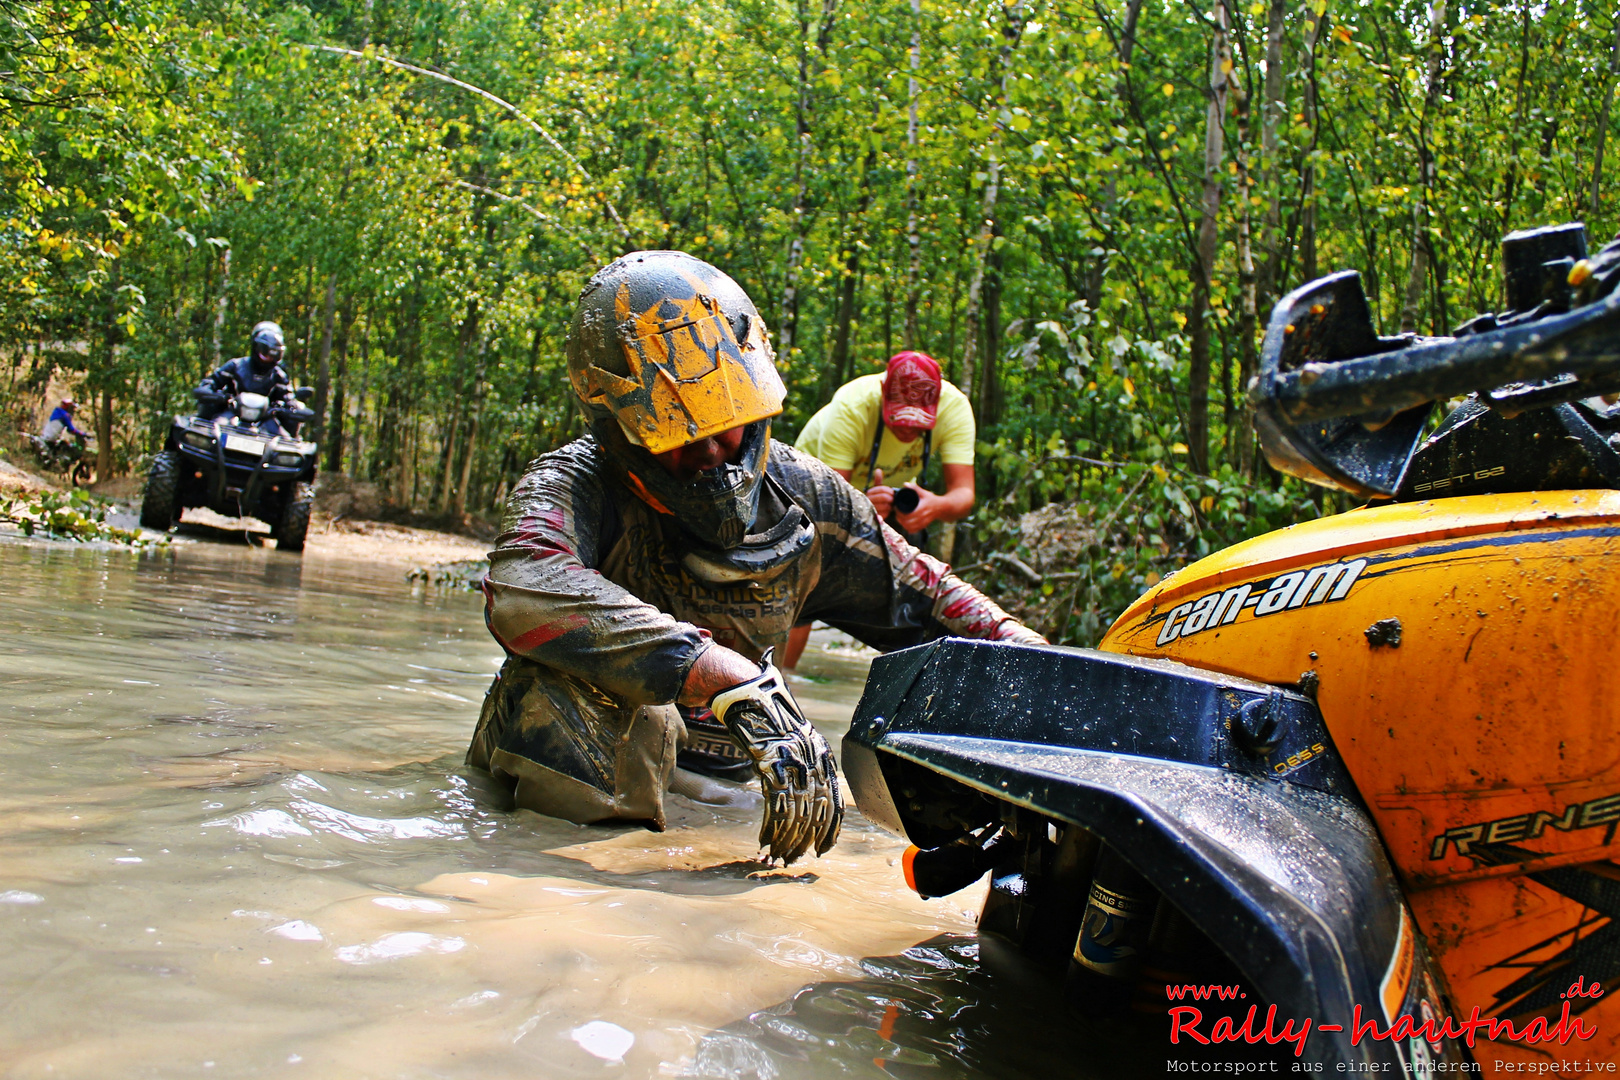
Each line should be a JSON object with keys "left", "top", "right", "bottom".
{"left": 272, "top": 452, "right": 303, "bottom": 467}
{"left": 182, "top": 432, "right": 213, "bottom": 449}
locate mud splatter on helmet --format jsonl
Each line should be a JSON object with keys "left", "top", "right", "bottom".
{"left": 567, "top": 251, "right": 784, "bottom": 548}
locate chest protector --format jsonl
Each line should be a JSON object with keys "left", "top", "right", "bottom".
{"left": 599, "top": 474, "right": 818, "bottom": 659}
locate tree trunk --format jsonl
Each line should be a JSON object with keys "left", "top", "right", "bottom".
{"left": 1187, "top": 0, "right": 1232, "bottom": 474}
{"left": 1090, "top": 0, "right": 1146, "bottom": 311}
{"left": 311, "top": 273, "right": 338, "bottom": 443}
{"left": 409, "top": 416, "right": 423, "bottom": 510}
{"left": 1591, "top": 16, "right": 1620, "bottom": 215}
{"left": 1499, "top": 6, "right": 1531, "bottom": 234}
{"left": 902, "top": 0, "right": 923, "bottom": 349}
{"left": 211, "top": 248, "right": 230, "bottom": 368}
{"left": 352, "top": 309, "right": 373, "bottom": 479}
{"left": 298, "top": 263, "right": 315, "bottom": 371}
{"left": 1300, "top": 2, "right": 1327, "bottom": 282}
{"left": 1234, "top": 20, "right": 1259, "bottom": 475}
{"left": 1257, "top": 0, "right": 1287, "bottom": 313}
{"left": 435, "top": 409, "right": 460, "bottom": 516}
{"left": 437, "top": 298, "right": 480, "bottom": 515}
{"left": 451, "top": 357, "right": 486, "bottom": 522}
{"left": 1400, "top": 0, "right": 1447, "bottom": 335}
{"left": 324, "top": 300, "right": 355, "bottom": 474}
{"left": 980, "top": 237, "right": 1005, "bottom": 426}
{"left": 96, "top": 278, "right": 120, "bottom": 478}
{"left": 378, "top": 383, "right": 400, "bottom": 495}
{"left": 96, "top": 388, "right": 113, "bottom": 479}
{"left": 960, "top": 1, "right": 1026, "bottom": 406}
{"left": 778, "top": 0, "right": 840, "bottom": 358}
{"left": 830, "top": 148, "right": 876, "bottom": 387}
{"left": 830, "top": 240, "right": 862, "bottom": 388}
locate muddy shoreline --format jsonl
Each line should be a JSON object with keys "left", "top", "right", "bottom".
{"left": 0, "top": 459, "right": 491, "bottom": 570}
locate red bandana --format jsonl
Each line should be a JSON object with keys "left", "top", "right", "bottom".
{"left": 882, "top": 352, "right": 942, "bottom": 429}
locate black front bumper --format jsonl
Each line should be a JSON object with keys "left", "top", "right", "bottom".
{"left": 844, "top": 639, "right": 1466, "bottom": 1069}
{"left": 175, "top": 441, "right": 304, "bottom": 514}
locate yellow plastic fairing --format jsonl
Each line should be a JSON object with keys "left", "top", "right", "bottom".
{"left": 1101, "top": 490, "right": 1620, "bottom": 1067}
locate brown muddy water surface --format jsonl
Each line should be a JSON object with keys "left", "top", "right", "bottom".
{"left": 0, "top": 538, "right": 1104, "bottom": 1080}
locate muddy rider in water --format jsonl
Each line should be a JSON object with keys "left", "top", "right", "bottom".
{"left": 466, "top": 252, "right": 1045, "bottom": 864}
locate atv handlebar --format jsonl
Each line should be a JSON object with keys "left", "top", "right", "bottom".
{"left": 1249, "top": 222, "right": 1620, "bottom": 497}
{"left": 1255, "top": 273, "right": 1620, "bottom": 428}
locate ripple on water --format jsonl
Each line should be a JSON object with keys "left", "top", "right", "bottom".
{"left": 571, "top": 1020, "right": 636, "bottom": 1063}
{"left": 334, "top": 931, "right": 467, "bottom": 964}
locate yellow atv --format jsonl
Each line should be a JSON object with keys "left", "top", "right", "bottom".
{"left": 845, "top": 222, "right": 1620, "bottom": 1070}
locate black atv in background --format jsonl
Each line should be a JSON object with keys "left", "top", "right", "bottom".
{"left": 140, "top": 388, "right": 318, "bottom": 552}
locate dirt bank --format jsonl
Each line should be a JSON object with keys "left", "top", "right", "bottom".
{"left": 0, "top": 460, "right": 491, "bottom": 571}
{"left": 0, "top": 458, "right": 52, "bottom": 495}
{"left": 303, "top": 515, "right": 490, "bottom": 569}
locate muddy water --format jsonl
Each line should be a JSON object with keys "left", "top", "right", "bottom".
{"left": 0, "top": 538, "right": 1095, "bottom": 1080}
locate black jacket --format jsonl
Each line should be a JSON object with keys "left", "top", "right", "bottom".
{"left": 198, "top": 356, "right": 293, "bottom": 407}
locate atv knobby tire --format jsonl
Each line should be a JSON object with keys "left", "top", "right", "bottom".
{"left": 140, "top": 451, "right": 181, "bottom": 531}
{"left": 276, "top": 483, "right": 314, "bottom": 552}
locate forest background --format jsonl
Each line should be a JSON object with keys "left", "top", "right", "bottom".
{"left": 3, "top": 0, "right": 1618, "bottom": 643}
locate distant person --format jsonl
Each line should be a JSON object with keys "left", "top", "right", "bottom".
{"left": 39, "top": 398, "right": 89, "bottom": 446}
{"left": 787, "top": 351, "right": 978, "bottom": 668}
{"left": 195, "top": 321, "right": 299, "bottom": 434}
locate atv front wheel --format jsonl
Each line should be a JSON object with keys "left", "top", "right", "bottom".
{"left": 276, "top": 483, "right": 313, "bottom": 553}
{"left": 140, "top": 451, "right": 181, "bottom": 531}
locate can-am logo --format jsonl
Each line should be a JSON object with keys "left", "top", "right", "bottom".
{"left": 1154, "top": 558, "right": 1368, "bottom": 646}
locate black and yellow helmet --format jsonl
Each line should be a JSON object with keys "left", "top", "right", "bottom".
{"left": 567, "top": 251, "right": 784, "bottom": 548}
{"left": 249, "top": 321, "right": 285, "bottom": 372}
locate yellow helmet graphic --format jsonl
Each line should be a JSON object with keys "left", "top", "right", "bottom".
{"left": 567, "top": 251, "right": 784, "bottom": 547}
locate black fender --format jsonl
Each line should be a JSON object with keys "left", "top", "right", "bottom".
{"left": 843, "top": 639, "right": 1466, "bottom": 1068}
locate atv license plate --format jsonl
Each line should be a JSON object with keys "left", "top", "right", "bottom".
{"left": 224, "top": 434, "right": 266, "bottom": 456}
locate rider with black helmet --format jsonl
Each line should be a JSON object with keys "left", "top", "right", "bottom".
{"left": 467, "top": 251, "right": 1044, "bottom": 865}
{"left": 195, "top": 322, "right": 300, "bottom": 433}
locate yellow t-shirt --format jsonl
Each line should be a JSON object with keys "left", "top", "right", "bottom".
{"left": 794, "top": 373, "right": 975, "bottom": 490}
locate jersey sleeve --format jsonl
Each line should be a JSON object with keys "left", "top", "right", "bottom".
{"left": 481, "top": 440, "right": 712, "bottom": 706}
{"left": 933, "top": 383, "right": 977, "bottom": 465}
{"left": 774, "top": 445, "right": 1042, "bottom": 650}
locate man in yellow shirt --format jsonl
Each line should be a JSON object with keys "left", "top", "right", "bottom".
{"left": 787, "top": 351, "right": 979, "bottom": 667}
{"left": 796, "top": 351, "right": 977, "bottom": 528}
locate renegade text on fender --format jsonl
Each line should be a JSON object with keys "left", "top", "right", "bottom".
{"left": 1154, "top": 558, "right": 1368, "bottom": 646}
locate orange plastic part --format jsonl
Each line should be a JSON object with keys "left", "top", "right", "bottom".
{"left": 1100, "top": 490, "right": 1620, "bottom": 1068}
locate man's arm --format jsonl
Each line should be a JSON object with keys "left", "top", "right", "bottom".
{"left": 783, "top": 445, "right": 1045, "bottom": 647}
{"left": 196, "top": 364, "right": 235, "bottom": 398}
{"left": 482, "top": 442, "right": 713, "bottom": 706}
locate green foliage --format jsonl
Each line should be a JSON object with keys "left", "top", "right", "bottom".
{"left": 2, "top": 0, "right": 1618, "bottom": 633}
{"left": 969, "top": 455, "right": 1327, "bottom": 643}
{"left": 0, "top": 487, "right": 162, "bottom": 546}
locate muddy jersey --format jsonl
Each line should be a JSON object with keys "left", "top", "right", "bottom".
{"left": 482, "top": 437, "right": 1035, "bottom": 706}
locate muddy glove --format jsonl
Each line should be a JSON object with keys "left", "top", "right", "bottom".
{"left": 709, "top": 649, "right": 843, "bottom": 864}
